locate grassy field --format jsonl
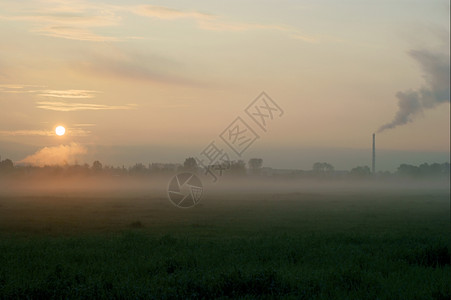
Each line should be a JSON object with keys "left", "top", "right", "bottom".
{"left": 0, "top": 185, "right": 449, "bottom": 299}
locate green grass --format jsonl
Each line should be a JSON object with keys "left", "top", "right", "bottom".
{"left": 0, "top": 189, "right": 449, "bottom": 299}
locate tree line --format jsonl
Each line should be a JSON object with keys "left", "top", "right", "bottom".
{"left": 0, "top": 157, "right": 449, "bottom": 180}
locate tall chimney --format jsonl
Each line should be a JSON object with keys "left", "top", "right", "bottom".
{"left": 372, "top": 133, "right": 375, "bottom": 174}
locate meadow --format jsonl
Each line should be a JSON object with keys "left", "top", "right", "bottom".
{"left": 0, "top": 181, "right": 449, "bottom": 299}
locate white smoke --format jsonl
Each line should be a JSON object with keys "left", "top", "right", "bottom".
{"left": 378, "top": 47, "right": 450, "bottom": 133}
{"left": 18, "top": 143, "right": 87, "bottom": 167}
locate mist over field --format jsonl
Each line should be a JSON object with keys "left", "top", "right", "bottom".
{"left": 0, "top": 156, "right": 449, "bottom": 299}
{"left": 0, "top": 162, "right": 449, "bottom": 197}
{"left": 1, "top": 167, "right": 449, "bottom": 299}
{"left": 0, "top": 162, "right": 449, "bottom": 230}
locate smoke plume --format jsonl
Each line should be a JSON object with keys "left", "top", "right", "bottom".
{"left": 378, "top": 48, "right": 450, "bottom": 133}
{"left": 18, "top": 143, "right": 87, "bottom": 167}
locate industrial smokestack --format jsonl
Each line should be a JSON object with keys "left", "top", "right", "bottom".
{"left": 372, "top": 133, "right": 375, "bottom": 174}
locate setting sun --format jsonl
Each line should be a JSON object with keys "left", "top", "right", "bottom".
{"left": 55, "top": 126, "right": 65, "bottom": 136}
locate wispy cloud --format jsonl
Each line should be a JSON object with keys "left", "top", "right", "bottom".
{"left": 0, "top": 84, "right": 45, "bottom": 92}
{"left": 0, "top": 86, "right": 100, "bottom": 98}
{"left": 36, "top": 101, "right": 135, "bottom": 111}
{"left": 0, "top": 0, "right": 121, "bottom": 41}
{"left": 65, "top": 127, "right": 92, "bottom": 136}
{"left": 0, "top": 130, "right": 54, "bottom": 136}
{"left": 32, "top": 25, "right": 119, "bottom": 42}
{"left": 37, "top": 89, "right": 99, "bottom": 98}
{"left": 131, "top": 5, "right": 213, "bottom": 21}
{"left": 288, "top": 33, "right": 321, "bottom": 43}
{"left": 1, "top": 1, "right": 318, "bottom": 42}
{"left": 73, "top": 51, "right": 201, "bottom": 86}
{"left": 131, "top": 4, "right": 318, "bottom": 42}
{"left": 0, "top": 84, "right": 133, "bottom": 111}
{"left": 73, "top": 123, "right": 96, "bottom": 127}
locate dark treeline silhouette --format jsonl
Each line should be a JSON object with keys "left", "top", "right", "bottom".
{"left": 0, "top": 159, "right": 180, "bottom": 179}
{"left": 397, "top": 162, "right": 450, "bottom": 179}
{"left": 0, "top": 157, "right": 449, "bottom": 181}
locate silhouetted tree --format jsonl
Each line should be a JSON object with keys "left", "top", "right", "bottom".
{"left": 312, "top": 162, "right": 334, "bottom": 173}
{"left": 350, "top": 165, "right": 371, "bottom": 178}
{"left": 440, "top": 163, "right": 450, "bottom": 178}
{"left": 397, "top": 162, "right": 450, "bottom": 179}
{"left": 92, "top": 160, "right": 103, "bottom": 172}
{"left": 419, "top": 163, "right": 442, "bottom": 177}
{"left": 183, "top": 157, "right": 198, "bottom": 172}
{"left": 248, "top": 158, "right": 263, "bottom": 175}
{"left": 397, "top": 164, "right": 420, "bottom": 178}
{"left": 229, "top": 160, "right": 246, "bottom": 176}
{"left": 130, "top": 163, "right": 146, "bottom": 175}
{"left": 0, "top": 158, "right": 14, "bottom": 174}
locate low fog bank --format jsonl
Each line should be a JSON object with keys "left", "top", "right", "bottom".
{"left": 0, "top": 175, "right": 170, "bottom": 198}
{"left": 203, "top": 176, "right": 450, "bottom": 195}
{"left": 0, "top": 172, "right": 448, "bottom": 198}
{"left": 1, "top": 170, "right": 448, "bottom": 235}
{"left": 1, "top": 158, "right": 448, "bottom": 198}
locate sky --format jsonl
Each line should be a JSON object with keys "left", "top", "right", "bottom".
{"left": 0, "top": 0, "right": 449, "bottom": 171}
